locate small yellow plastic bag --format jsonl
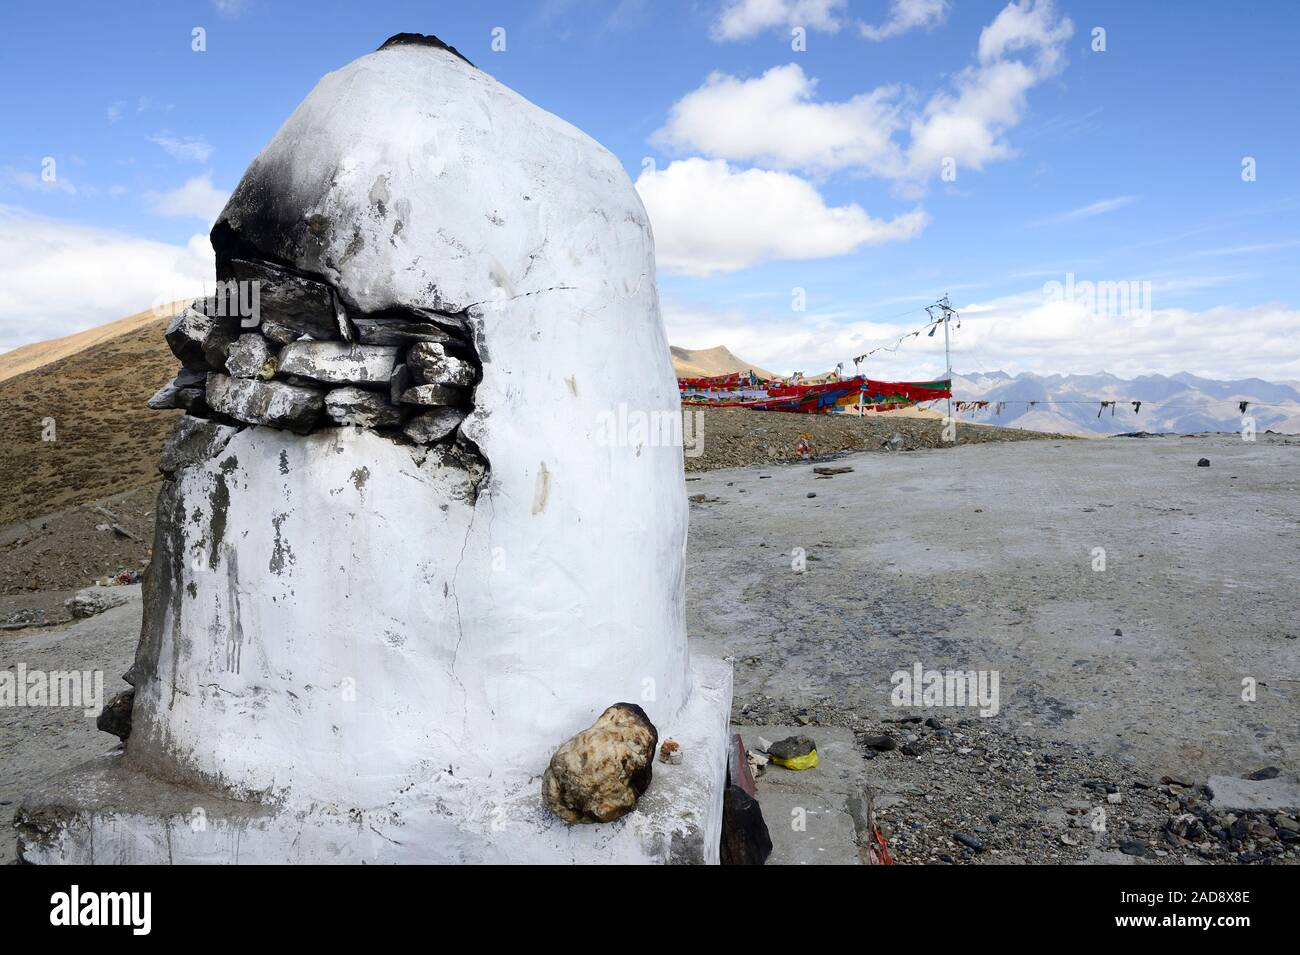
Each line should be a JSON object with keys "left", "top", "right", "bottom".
{"left": 769, "top": 748, "right": 819, "bottom": 771}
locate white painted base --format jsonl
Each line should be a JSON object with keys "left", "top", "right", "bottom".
{"left": 17, "top": 656, "right": 732, "bottom": 865}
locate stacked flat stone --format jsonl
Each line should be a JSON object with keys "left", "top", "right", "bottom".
{"left": 148, "top": 258, "right": 480, "bottom": 449}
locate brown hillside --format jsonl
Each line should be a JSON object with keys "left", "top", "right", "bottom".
{"left": 671, "top": 345, "right": 776, "bottom": 380}
{"left": 0, "top": 301, "right": 188, "bottom": 384}
{"left": 0, "top": 317, "right": 179, "bottom": 526}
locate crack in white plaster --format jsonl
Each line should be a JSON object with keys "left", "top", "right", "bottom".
{"left": 446, "top": 496, "right": 479, "bottom": 738}
{"left": 466, "top": 284, "right": 575, "bottom": 311}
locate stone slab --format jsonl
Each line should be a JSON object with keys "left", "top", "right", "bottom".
{"left": 730, "top": 724, "right": 871, "bottom": 865}
{"left": 752, "top": 791, "right": 862, "bottom": 865}
{"left": 1208, "top": 774, "right": 1300, "bottom": 812}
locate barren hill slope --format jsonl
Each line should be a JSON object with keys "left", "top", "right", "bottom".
{"left": 0, "top": 316, "right": 179, "bottom": 526}
{"left": 0, "top": 302, "right": 188, "bottom": 384}
{"left": 671, "top": 345, "right": 776, "bottom": 379}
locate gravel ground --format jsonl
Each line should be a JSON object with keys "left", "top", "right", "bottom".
{"left": 0, "top": 485, "right": 156, "bottom": 597}
{"left": 0, "top": 591, "right": 140, "bottom": 865}
{"left": 738, "top": 697, "right": 1299, "bottom": 864}
{"left": 691, "top": 433, "right": 1300, "bottom": 863}
{"left": 684, "top": 406, "right": 1069, "bottom": 471}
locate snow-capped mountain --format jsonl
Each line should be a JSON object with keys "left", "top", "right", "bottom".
{"left": 951, "top": 371, "right": 1300, "bottom": 435}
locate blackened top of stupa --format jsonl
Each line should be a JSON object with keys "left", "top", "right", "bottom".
{"left": 377, "top": 32, "right": 475, "bottom": 68}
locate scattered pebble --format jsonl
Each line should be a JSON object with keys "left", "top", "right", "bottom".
{"left": 735, "top": 697, "right": 1299, "bottom": 866}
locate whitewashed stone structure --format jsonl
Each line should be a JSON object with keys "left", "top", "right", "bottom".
{"left": 17, "top": 33, "right": 731, "bottom": 865}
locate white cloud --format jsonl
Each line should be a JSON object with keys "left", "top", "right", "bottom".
{"left": 656, "top": 64, "right": 904, "bottom": 175}
{"left": 148, "top": 133, "right": 214, "bottom": 163}
{"left": 672, "top": 0, "right": 1072, "bottom": 187}
{"left": 664, "top": 300, "right": 949, "bottom": 379}
{"left": 712, "top": 0, "right": 845, "bottom": 41}
{"left": 145, "top": 174, "right": 229, "bottom": 222}
{"left": 663, "top": 290, "right": 1300, "bottom": 382}
{"left": 5, "top": 167, "right": 77, "bottom": 196}
{"left": 978, "top": 0, "right": 1073, "bottom": 68}
{"left": 0, "top": 206, "right": 214, "bottom": 353}
{"left": 635, "top": 158, "right": 927, "bottom": 276}
{"left": 903, "top": 60, "right": 1035, "bottom": 176}
{"left": 1034, "top": 195, "right": 1139, "bottom": 225}
{"left": 903, "top": 0, "right": 1073, "bottom": 184}
{"left": 136, "top": 96, "right": 175, "bottom": 114}
{"left": 860, "top": 0, "right": 949, "bottom": 41}
{"left": 1188, "top": 239, "right": 1300, "bottom": 258}
{"left": 951, "top": 293, "right": 1300, "bottom": 380}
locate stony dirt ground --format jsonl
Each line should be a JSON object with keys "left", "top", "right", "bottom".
{"left": 684, "top": 406, "right": 1068, "bottom": 471}
{"left": 0, "top": 486, "right": 157, "bottom": 599}
{"left": 0, "top": 592, "right": 142, "bottom": 865}
{"left": 691, "top": 433, "right": 1300, "bottom": 863}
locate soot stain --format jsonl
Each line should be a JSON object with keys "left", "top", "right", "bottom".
{"left": 269, "top": 512, "right": 295, "bottom": 576}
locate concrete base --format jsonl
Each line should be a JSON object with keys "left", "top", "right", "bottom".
{"left": 733, "top": 724, "right": 876, "bottom": 865}
{"left": 16, "top": 656, "right": 732, "bottom": 865}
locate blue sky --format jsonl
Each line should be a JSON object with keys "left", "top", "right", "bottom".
{"left": 3, "top": 0, "right": 1298, "bottom": 380}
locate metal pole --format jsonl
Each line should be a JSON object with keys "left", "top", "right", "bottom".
{"left": 943, "top": 300, "right": 952, "bottom": 426}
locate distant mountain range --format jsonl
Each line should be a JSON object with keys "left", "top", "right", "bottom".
{"left": 951, "top": 370, "right": 1300, "bottom": 435}
{"left": 666, "top": 344, "right": 1300, "bottom": 436}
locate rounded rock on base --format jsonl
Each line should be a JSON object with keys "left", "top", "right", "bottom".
{"left": 542, "top": 703, "right": 659, "bottom": 824}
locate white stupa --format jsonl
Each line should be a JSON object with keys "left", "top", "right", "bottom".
{"left": 17, "top": 34, "right": 731, "bottom": 865}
